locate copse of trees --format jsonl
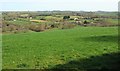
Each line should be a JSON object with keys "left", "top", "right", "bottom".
{"left": 63, "top": 16, "right": 70, "bottom": 20}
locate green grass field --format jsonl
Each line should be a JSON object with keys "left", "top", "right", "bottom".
{"left": 105, "top": 19, "right": 118, "bottom": 25}
{"left": 7, "top": 20, "right": 30, "bottom": 25}
{"left": 2, "top": 26, "right": 119, "bottom": 69}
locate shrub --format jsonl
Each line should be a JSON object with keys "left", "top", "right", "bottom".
{"left": 29, "top": 24, "right": 45, "bottom": 32}
{"left": 59, "top": 22, "right": 76, "bottom": 29}
{"left": 2, "top": 21, "right": 29, "bottom": 33}
{"left": 70, "top": 18, "right": 74, "bottom": 20}
{"left": 63, "top": 16, "right": 70, "bottom": 20}
{"left": 83, "top": 20, "right": 89, "bottom": 24}
{"left": 2, "top": 24, "right": 17, "bottom": 32}
{"left": 40, "top": 18, "right": 46, "bottom": 20}
{"left": 50, "top": 23, "right": 59, "bottom": 28}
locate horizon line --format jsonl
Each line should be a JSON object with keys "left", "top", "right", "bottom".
{"left": 0, "top": 10, "right": 118, "bottom": 12}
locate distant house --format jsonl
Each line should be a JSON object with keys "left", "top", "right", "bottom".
{"left": 75, "top": 21, "right": 82, "bottom": 25}
{"left": 30, "top": 17, "right": 33, "bottom": 19}
{"left": 20, "top": 14, "right": 29, "bottom": 18}
{"left": 13, "top": 20, "right": 16, "bottom": 21}
{"left": 74, "top": 18, "right": 79, "bottom": 21}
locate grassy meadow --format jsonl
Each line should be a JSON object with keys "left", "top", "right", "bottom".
{"left": 2, "top": 26, "right": 119, "bottom": 69}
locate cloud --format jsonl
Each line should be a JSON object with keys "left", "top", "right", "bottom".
{"left": 0, "top": 0, "right": 119, "bottom": 11}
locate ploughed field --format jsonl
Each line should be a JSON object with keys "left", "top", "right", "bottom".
{"left": 2, "top": 26, "right": 119, "bottom": 70}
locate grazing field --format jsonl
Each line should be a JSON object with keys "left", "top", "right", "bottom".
{"left": 2, "top": 26, "right": 119, "bottom": 70}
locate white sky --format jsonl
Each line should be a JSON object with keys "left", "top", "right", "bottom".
{"left": 0, "top": 0, "right": 119, "bottom": 11}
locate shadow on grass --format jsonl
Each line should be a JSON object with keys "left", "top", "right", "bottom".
{"left": 49, "top": 52, "right": 120, "bottom": 71}
{"left": 2, "top": 52, "right": 120, "bottom": 71}
{"left": 82, "top": 35, "right": 118, "bottom": 42}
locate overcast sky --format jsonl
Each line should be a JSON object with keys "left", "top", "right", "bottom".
{"left": 0, "top": 0, "right": 119, "bottom": 11}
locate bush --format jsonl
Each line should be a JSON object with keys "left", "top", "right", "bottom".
{"left": 2, "top": 24, "right": 17, "bottom": 32}
{"left": 2, "top": 21, "right": 29, "bottom": 33}
{"left": 63, "top": 16, "right": 70, "bottom": 20}
{"left": 59, "top": 22, "right": 76, "bottom": 29}
{"left": 40, "top": 18, "right": 46, "bottom": 20}
{"left": 70, "top": 18, "right": 74, "bottom": 20}
{"left": 29, "top": 24, "right": 45, "bottom": 32}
